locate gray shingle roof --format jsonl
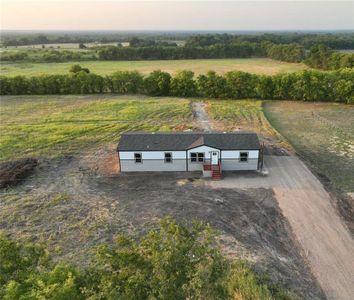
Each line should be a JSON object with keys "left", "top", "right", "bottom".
{"left": 117, "top": 132, "right": 261, "bottom": 151}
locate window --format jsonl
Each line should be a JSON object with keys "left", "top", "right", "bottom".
{"left": 164, "top": 152, "right": 172, "bottom": 163}
{"left": 239, "top": 152, "right": 248, "bottom": 162}
{"left": 191, "top": 152, "right": 204, "bottom": 163}
{"left": 134, "top": 153, "right": 142, "bottom": 163}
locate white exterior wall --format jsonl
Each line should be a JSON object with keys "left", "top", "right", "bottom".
{"left": 119, "top": 149, "right": 259, "bottom": 172}
{"left": 119, "top": 151, "right": 187, "bottom": 172}
{"left": 187, "top": 146, "right": 220, "bottom": 171}
{"left": 221, "top": 150, "right": 259, "bottom": 171}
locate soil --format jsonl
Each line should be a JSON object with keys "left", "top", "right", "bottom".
{"left": 0, "top": 158, "right": 38, "bottom": 188}
{"left": 208, "top": 155, "right": 354, "bottom": 300}
{"left": 192, "top": 102, "right": 214, "bottom": 132}
{"left": 0, "top": 149, "right": 325, "bottom": 300}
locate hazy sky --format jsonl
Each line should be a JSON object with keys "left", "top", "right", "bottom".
{"left": 1, "top": 0, "right": 354, "bottom": 31}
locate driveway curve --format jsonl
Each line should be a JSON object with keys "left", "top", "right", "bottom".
{"left": 207, "top": 155, "right": 354, "bottom": 300}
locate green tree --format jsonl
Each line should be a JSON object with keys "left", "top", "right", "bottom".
{"left": 255, "top": 76, "right": 274, "bottom": 99}
{"left": 109, "top": 71, "right": 144, "bottom": 94}
{"left": 197, "top": 71, "right": 227, "bottom": 98}
{"left": 170, "top": 70, "right": 197, "bottom": 97}
{"left": 143, "top": 70, "right": 171, "bottom": 96}
{"left": 89, "top": 218, "right": 229, "bottom": 299}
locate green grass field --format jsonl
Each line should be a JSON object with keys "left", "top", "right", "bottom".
{"left": 205, "top": 99, "right": 288, "bottom": 151}
{"left": 0, "top": 58, "right": 307, "bottom": 77}
{"left": 0, "top": 95, "right": 192, "bottom": 161}
{"left": 264, "top": 101, "right": 354, "bottom": 193}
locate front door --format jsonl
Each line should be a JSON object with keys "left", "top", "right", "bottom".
{"left": 211, "top": 151, "right": 219, "bottom": 165}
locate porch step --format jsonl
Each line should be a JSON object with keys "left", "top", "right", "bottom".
{"left": 212, "top": 170, "right": 222, "bottom": 180}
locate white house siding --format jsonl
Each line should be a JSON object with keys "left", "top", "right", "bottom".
{"left": 187, "top": 146, "right": 220, "bottom": 171}
{"left": 119, "top": 151, "right": 187, "bottom": 172}
{"left": 221, "top": 150, "right": 259, "bottom": 171}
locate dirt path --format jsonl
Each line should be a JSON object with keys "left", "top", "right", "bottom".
{"left": 192, "top": 102, "right": 214, "bottom": 132}
{"left": 207, "top": 155, "right": 354, "bottom": 300}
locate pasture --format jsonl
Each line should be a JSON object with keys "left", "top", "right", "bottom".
{"left": 0, "top": 58, "right": 307, "bottom": 77}
{"left": 264, "top": 101, "right": 354, "bottom": 193}
{"left": 0, "top": 95, "right": 192, "bottom": 161}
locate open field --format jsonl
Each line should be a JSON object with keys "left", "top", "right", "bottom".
{"left": 205, "top": 99, "right": 290, "bottom": 154}
{"left": 2, "top": 96, "right": 354, "bottom": 299}
{"left": 0, "top": 58, "right": 308, "bottom": 77}
{"left": 0, "top": 95, "right": 192, "bottom": 161}
{"left": 1, "top": 42, "right": 126, "bottom": 50}
{"left": 264, "top": 101, "right": 354, "bottom": 193}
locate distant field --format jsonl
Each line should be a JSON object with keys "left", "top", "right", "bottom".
{"left": 264, "top": 101, "right": 354, "bottom": 193}
{"left": 4, "top": 42, "right": 125, "bottom": 49}
{"left": 0, "top": 95, "right": 192, "bottom": 161}
{"left": 0, "top": 58, "right": 308, "bottom": 77}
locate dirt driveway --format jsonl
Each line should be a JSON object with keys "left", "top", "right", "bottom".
{"left": 207, "top": 155, "right": 354, "bottom": 300}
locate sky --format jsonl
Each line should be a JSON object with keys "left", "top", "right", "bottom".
{"left": 1, "top": 0, "right": 354, "bottom": 31}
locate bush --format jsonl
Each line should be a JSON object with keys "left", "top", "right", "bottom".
{"left": 170, "top": 70, "right": 197, "bottom": 97}
{"left": 143, "top": 70, "right": 171, "bottom": 96}
{"left": 0, "top": 219, "right": 295, "bottom": 299}
{"left": 69, "top": 64, "right": 90, "bottom": 74}
{"left": 108, "top": 71, "right": 144, "bottom": 94}
{"left": 197, "top": 71, "right": 227, "bottom": 98}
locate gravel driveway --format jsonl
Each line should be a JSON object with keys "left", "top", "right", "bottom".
{"left": 207, "top": 155, "right": 354, "bottom": 300}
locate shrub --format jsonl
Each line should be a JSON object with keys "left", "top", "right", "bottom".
{"left": 69, "top": 64, "right": 90, "bottom": 74}
{"left": 197, "top": 71, "right": 227, "bottom": 98}
{"left": 170, "top": 70, "right": 197, "bottom": 97}
{"left": 108, "top": 71, "right": 144, "bottom": 94}
{"left": 0, "top": 219, "right": 296, "bottom": 299}
{"left": 143, "top": 70, "right": 171, "bottom": 96}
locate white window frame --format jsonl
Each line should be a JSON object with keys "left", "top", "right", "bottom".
{"left": 134, "top": 152, "right": 142, "bottom": 164}
{"left": 239, "top": 152, "right": 248, "bottom": 163}
{"left": 164, "top": 152, "right": 172, "bottom": 163}
{"left": 191, "top": 152, "right": 204, "bottom": 163}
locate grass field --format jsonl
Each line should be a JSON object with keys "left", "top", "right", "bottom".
{"left": 205, "top": 99, "right": 289, "bottom": 152}
{"left": 0, "top": 95, "right": 192, "bottom": 161}
{"left": 0, "top": 58, "right": 308, "bottom": 77}
{"left": 264, "top": 101, "right": 354, "bottom": 193}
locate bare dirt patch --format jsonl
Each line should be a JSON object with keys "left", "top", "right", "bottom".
{"left": 192, "top": 102, "right": 214, "bottom": 132}
{"left": 0, "top": 158, "right": 38, "bottom": 188}
{"left": 80, "top": 144, "right": 120, "bottom": 176}
{"left": 207, "top": 155, "right": 354, "bottom": 300}
{"left": 0, "top": 153, "right": 324, "bottom": 299}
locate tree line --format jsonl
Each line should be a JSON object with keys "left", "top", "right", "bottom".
{"left": 1, "top": 49, "right": 95, "bottom": 63}
{"left": 0, "top": 218, "right": 293, "bottom": 299}
{"left": 184, "top": 33, "right": 354, "bottom": 49}
{"left": 305, "top": 44, "right": 354, "bottom": 70}
{"left": 97, "top": 42, "right": 265, "bottom": 60}
{"left": 1, "top": 67, "right": 353, "bottom": 103}
{"left": 263, "top": 42, "right": 305, "bottom": 63}
{"left": 3, "top": 32, "right": 354, "bottom": 49}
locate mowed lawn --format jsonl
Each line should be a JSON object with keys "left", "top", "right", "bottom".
{"left": 0, "top": 58, "right": 307, "bottom": 77}
{"left": 264, "top": 101, "right": 354, "bottom": 193}
{"left": 0, "top": 95, "right": 192, "bottom": 161}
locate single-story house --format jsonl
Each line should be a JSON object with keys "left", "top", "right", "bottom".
{"left": 117, "top": 132, "right": 262, "bottom": 179}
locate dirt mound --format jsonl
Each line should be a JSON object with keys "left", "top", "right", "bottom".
{"left": 0, "top": 158, "right": 38, "bottom": 188}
